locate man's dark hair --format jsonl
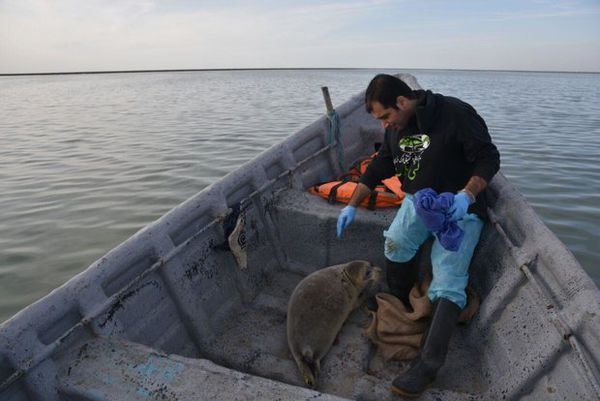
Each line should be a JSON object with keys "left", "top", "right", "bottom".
{"left": 365, "top": 74, "right": 415, "bottom": 113}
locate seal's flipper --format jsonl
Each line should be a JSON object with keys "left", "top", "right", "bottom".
{"left": 299, "top": 348, "right": 318, "bottom": 388}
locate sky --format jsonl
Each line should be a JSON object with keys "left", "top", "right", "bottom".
{"left": 0, "top": 0, "right": 599, "bottom": 74}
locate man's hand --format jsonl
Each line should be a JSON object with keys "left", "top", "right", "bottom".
{"left": 336, "top": 206, "right": 357, "bottom": 238}
{"left": 449, "top": 190, "right": 474, "bottom": 222}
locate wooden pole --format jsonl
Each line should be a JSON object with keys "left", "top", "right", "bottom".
{"left": 321, "top": 86, "right": 334, "bottom": 113}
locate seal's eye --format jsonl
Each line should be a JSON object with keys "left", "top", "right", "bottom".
{"left": 364, "top": 269, "right": 372, "bottom": 279}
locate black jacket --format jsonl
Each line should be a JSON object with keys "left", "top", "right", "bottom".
{"left": 360, "top": 90, "right": 500, "bottom": 218}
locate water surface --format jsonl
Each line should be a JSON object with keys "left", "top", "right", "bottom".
{"left": 1, "top": 69, "right": 599, "bottom": 323}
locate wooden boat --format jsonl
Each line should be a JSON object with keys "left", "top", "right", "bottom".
{"left": 1, "top": 74, "right": 599, "bottom": 401}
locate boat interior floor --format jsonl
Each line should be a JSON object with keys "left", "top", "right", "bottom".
{"left": 199, "top": 267, "right": 488, "bottom": 400}
{"left": 57, "top": 269, "right": 487, "bottom": 401}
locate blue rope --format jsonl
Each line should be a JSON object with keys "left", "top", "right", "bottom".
{"left": 327, "top": 109, "right": 344, "bottom": 171}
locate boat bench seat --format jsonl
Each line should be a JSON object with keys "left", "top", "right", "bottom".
{"left": 57, "top": 337, "right": 350, "bottom": 401}
{"left": 272, "top": 188, "right": 398, "bottom": 271}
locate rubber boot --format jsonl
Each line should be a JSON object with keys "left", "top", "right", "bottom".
{"left": 386, "top": 258, "right": 418, "bottom": 309}
{"left": 366, "top": 258, "right": 418, "bottom": 311}
{"left": 391, "top": 298, "right": 461, "bottom": 398}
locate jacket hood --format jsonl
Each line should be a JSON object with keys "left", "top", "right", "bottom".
{"left": 414, "top": 90, "right": 439, "bottom": 134}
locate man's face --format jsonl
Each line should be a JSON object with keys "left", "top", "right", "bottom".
{"left": 369, "top": 97, "right": 413, "bottom": 130}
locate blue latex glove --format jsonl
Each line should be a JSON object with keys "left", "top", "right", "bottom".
{"left": 336, "top": 206, "right": 356, "bottom": 238}
{"left": 449, "top": 191, "right": 473, "bottom": 222}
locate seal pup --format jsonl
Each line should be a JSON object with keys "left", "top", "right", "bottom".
{"left": 287, "top": 260, "right": 382, "bottom": 388}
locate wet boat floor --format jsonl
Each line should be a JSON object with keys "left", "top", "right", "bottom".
{"left": 200, "top": 269, "right": 487, "bottom": 400}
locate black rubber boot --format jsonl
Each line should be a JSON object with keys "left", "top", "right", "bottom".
{"left": 366, "top": 258, "right": 418, "bottom": 311}
{"left": 386, "top": 258, "right": 418, "bottom": 309}
{"left": 391, "top": 298, "right": 461, "bottom": 398}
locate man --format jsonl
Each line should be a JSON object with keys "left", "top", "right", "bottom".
{"left": 336, "top": 74, "right": 500, "bottom": 397}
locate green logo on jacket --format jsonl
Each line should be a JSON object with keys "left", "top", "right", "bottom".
{"left": 396, "top": 134, "right": 431, "bottom": 181}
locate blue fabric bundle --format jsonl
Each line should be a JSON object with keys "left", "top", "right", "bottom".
{"left": 414, "top": 188, "right": 464, "bottom": 252}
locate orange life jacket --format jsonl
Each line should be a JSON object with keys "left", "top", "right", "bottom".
{"left": 308, "top": 153, "right": 405, "bottom": 209}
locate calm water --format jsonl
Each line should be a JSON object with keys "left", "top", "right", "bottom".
{"left": 1, "top": 69, "right": 599, "bottom": 323}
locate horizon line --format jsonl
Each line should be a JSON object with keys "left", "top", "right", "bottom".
{"left": 1, "top": 67, "right": 599, "bottom": 77}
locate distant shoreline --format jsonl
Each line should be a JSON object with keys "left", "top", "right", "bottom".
{"left": 1, "top": 67, "right": 599, "bottom": 77}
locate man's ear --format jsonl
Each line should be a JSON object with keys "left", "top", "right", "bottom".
{"left": 396, "top": 95, "right": 409, "bottom": 111}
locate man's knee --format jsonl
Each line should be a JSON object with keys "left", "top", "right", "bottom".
{"left": 428, "top": 267, "right": 469, "bottom": 309}
{"left": 384, "top": 236, "right": 421, "bottom": 262}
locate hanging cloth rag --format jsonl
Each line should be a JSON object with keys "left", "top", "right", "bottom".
{"left": 216, "top": 203, "right": 248, "bottom": 269}
{"left": 414, "top": 188, "right": 464, "bottom": 251}
{"left": 227, "top": 212, "right": 247, "bottom": 270}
